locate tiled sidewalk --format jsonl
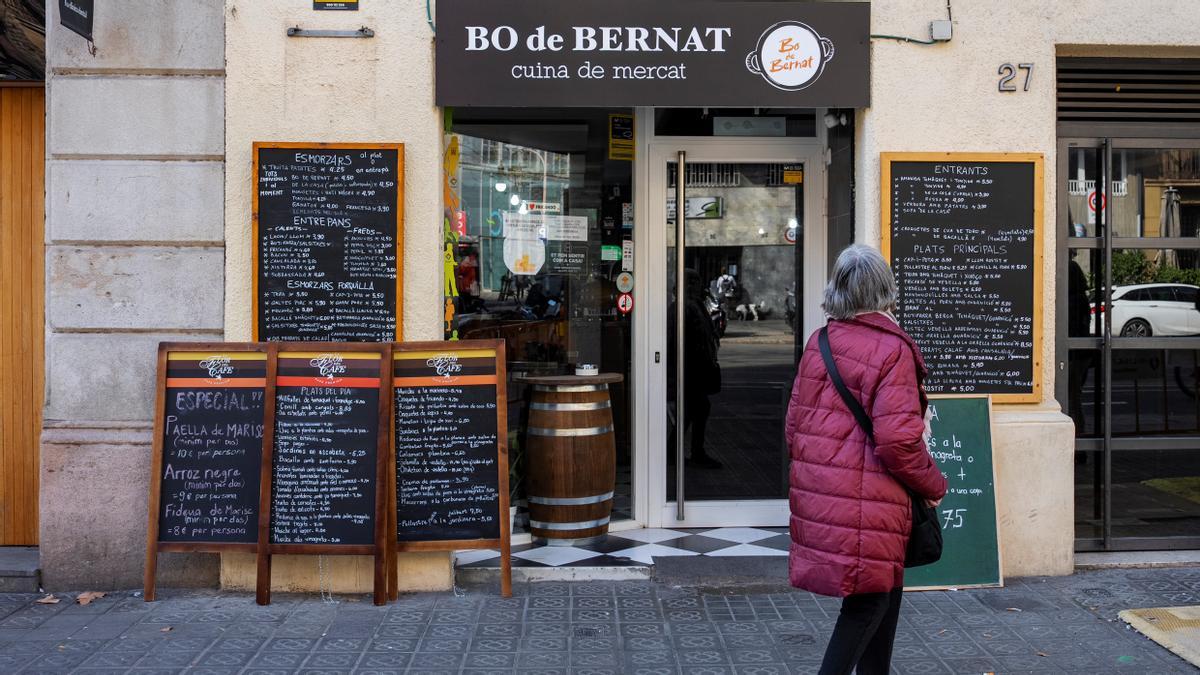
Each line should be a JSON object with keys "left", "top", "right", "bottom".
{"left": 0, "top": 567, "right": 1197, "bottom": 674}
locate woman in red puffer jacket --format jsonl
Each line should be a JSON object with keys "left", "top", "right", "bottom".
{"left": 786, "top": 245, "right": 948, "bottom": 675}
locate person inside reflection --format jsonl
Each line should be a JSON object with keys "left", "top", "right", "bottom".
{"left": 1067, "top": 250, "right": 1093, "bottom": 438}
{"left": 668, "top": 269, "right": 722, "bottom": 469}
{"left": 713, "top": 266, "right": 738, "bottom": 316}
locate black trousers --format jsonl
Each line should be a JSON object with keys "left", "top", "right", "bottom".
{"left": 818, "top": 587, "right": 904, "bottom": 675}
{"left": 668, "top": 392, "right": 712, "bottom": 459}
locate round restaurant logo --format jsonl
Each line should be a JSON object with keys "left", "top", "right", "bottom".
{"left": 745, "top": 21, "right": 835, "bottom": 92}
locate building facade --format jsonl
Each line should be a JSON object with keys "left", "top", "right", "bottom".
{"left": 23, "top": 0, "right": 1200, "bottom": 591}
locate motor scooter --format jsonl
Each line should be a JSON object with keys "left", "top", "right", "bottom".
{"left": 706, "top": 289, "right": 727, "bottom": 339}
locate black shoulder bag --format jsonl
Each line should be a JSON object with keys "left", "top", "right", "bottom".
{"left": 818, "top": 327, "right": 943, "bottom": 568}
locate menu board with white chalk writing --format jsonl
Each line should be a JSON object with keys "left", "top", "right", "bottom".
{"left": 882, "top": 153, "right": 1043, "bottom": 403}
{"left": 905, "top": 395, "right": 1001, "bottom": 590}
{"left": 254, "top": 143, "right": 404, "bottom": 343}
{"left": 269, "top": 350, "right": 385, "bottom": 546}
{"left": 145, "top": 343, "right": 271, "bottom": 602}
{"left": 392, "top": 341, "right": 509, "bottom": 544}
{"left": 153, "top": 347, "right": 266, "bottom": 545}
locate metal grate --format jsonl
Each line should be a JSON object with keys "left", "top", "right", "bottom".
{"left": 1057, "top": 58, "right": 1200, "bottom": 126}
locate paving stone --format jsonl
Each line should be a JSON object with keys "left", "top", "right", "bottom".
{"left": 0, "top": 568, "right": 1195, "bottom": 674}
{"left": 357, "top": 651, "right": 411, "bottom": 668}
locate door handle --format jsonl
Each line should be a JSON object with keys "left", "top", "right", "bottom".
{"left": 675, "top": 150, "right": 687, "bottom": 522}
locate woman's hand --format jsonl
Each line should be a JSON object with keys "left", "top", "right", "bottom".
{"left": 924, "top": 497, "right": 942, "bottom": 508}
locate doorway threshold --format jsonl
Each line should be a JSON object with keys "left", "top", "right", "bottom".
{"left": 1076, "top": 550, "right": 1200, "bottom": 570}
{"left": 454, "top": 527, "right": 789, "bottom": 583}
{"left": 0, "top": 546, "right": 40, "bottom": 592}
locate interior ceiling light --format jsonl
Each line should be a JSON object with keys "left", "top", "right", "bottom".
{"left": 509, "top": 194, "right": 521, "bottom": 206}
{"left": 494, "top": 181, "right": 508, "bottom": 192}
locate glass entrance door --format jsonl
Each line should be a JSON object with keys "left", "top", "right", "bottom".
{"left": 644, "top": 141, "right": 822, "bottom": 527}
{"left": 1059, "top": 139, "right": 1200, "bottom": 550}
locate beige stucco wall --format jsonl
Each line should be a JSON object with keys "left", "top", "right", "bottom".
{"left": 216, "top": 0, "right": 1200, "bottom": 592}
{"left": 223, "top": 0, "right": 448, "bottom": 591}
{"left": 862, "top": 0, "right": 1200, "bottom": 576}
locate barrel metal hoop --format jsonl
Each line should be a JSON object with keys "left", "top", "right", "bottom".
{"left": 528, "top": 491, "right": 614, "bottom": 506}
{"left": 530, "top": 516, "right": 611, "bottom": 531}
{"left": 530, "top": 400, "right": 611, "bottom": 412}
{"left": 528, "top": 424, "right": 614, "bottom": 437}
{"left": 533, "top": 384, "right": 608, "bottom": 393}
{"left": 533, "top": 534, "right": 608, "bottom": 547}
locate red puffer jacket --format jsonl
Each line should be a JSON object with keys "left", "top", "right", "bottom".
{"left": 785, "top": 312, "right": 948, "bottom": 597}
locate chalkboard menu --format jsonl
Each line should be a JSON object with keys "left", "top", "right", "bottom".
{"left": 158, "top": 351, "right": 265, "bottom": 543}
{"left": 254, "top": 143, "right": 404, "bottom": 343}
{"left": 145, "top": 343, "right": 269, "bottom": 602}
{"left": 882, "top": 153, "right": 1043, "bottom": 403}
{"left": 268, "top": 350, "right": 386, "bottom": 547}
{"left": 393, "top": 343, "right": 506, "bottom": 541}
{"left": 387, "top": 339, "right": 512, "bottom": 598}
{"left": 906, "top": 395, "right": 1001, "bottom": 590}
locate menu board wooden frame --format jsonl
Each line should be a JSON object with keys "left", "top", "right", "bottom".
{"left": 387, "top": 339, "right": 512, "bottom": 599}
{"left": 145, "top": 342, "right": 271, "bottom": 602}
{"left": 906, "top": 394, "right": 1004, "bottom": 592}
{"left": 251, "top": 141, "right": 406, "bottom": 342}
{"left": 255, "top": 342, "right": 393, "bottom": 606}
{"left": 880, "top": 152, "right": 1045, "bottom": 404}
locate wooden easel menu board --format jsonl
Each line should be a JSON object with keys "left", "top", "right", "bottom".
{"left": 253, "top": 142, "right": 404, "bottom": 343}
{"left": 905, "top": 395, "right": 1002, "bottom": 590}
{"left": 881, "top": 152, "right": 1043, "bottom": 403}
{"left": 144, "top": 343, "right": 269, "bottom": 602}
{"left": 257, "top": 344, "right": 392, "bottom": 606}
{"left": 390, "top": 340, "right": 512, "bottom": 598}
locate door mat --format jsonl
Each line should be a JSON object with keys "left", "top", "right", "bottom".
{"left": 1119, "top": 605, "right": 1200, "bottom": 667}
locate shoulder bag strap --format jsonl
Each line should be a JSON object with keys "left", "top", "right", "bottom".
{"left": 818, "top": 326, "right": 874, "bottom": 442}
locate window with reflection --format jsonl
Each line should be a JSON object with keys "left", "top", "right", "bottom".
{"left": 442, "top": 108, "right": 636, "bottom": 532}
{"left": 1066, "top": 148, "right": 1200, "bottom": 240}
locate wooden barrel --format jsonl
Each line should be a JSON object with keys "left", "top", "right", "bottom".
{"left": 520, "top": 374, "right": 622, "bottom": 546}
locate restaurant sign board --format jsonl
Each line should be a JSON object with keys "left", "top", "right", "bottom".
{"left": 435, "top": 0, "right": 869, "bottom": 108}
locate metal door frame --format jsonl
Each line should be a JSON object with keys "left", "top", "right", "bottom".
{"left": 631, "top": 111, "right": 825, "bottom": 528}
{"left": 1057, "top": 136, "right": 1200, "bottom": 551}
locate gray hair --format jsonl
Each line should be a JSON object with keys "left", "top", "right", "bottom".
{"left": 822, "top": 245, "right": 898, "bottom": 320}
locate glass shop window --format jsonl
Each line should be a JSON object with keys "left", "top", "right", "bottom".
{"left": 441, "top": 108, "right": 636, "bottom": 531}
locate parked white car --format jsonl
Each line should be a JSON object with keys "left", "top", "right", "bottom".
{"left": 1094, "top": 283, "right": 1200, "bottom": 337}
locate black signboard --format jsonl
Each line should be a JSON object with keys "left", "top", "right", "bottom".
{"left": 883, "top": 153, "right": 1044, "bottom": 403}
{"left": 314, "top": 0, "right": 358, "bottom": 9}
{"left": 387, "top": 339, "right": 512, "bottom": 597}
{"left": 268, "top": 350, "right": 385, "bottom": 547}
{"left": 59, "top": 0, "right": 93, "bottom": 41}
{"left": 547, "top": 241, "right": 588, "bottom": 275}
{"left": 254, "top": 143, "right": 403, "bottom": 342}
{"left": 435, "top": 0, "right": 869, "bottom": 107}
{"left": 393, "top": 342, "right": 506, "bottom": 542}
{"left": 145, "top": 343, "right": 269, "bottom": 602}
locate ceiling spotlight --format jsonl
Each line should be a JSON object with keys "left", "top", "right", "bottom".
{"left": 494, "top": 181, "right": 508, "bottom": 193}
{"left": 509, "top": 194, "right": 521, "bottom": 206}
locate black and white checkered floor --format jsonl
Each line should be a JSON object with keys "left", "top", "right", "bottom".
{"left": 455, "top": 527, "right": 790, "bottom": 568}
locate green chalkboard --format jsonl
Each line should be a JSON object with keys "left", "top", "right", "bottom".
{"left": 905, "top": 395, "right": 1002, "bottom": 590}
